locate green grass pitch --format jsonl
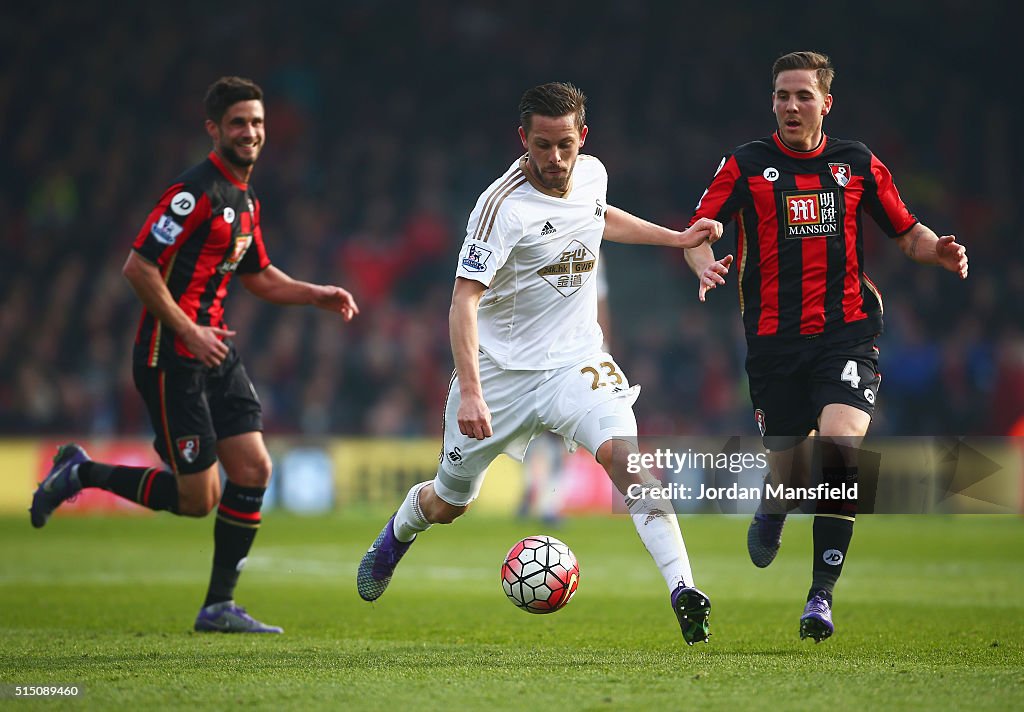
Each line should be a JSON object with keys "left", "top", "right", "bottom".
{"left": 1, "top": 512, "right": 1022, "bottom": 710}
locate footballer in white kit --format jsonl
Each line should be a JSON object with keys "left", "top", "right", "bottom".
{"left": 358, "top": 82, "right": 723, "bottom": 645}
{"left": 434, "top": 153, "right": 638, "bottom": 505}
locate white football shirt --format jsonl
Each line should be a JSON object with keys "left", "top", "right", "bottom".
{"left": 455, "top": 155, "right": 608, "bottom": 370}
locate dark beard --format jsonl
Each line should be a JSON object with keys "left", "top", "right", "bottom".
{"left": 531, "top": 157, "right": 570, "bottom": 192}
{"left": 221, "top": 144, "right": 257, "bottom": 167}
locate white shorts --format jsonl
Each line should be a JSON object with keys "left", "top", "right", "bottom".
{"left": 435, "top": 351, "right": 640, "bottom": 506}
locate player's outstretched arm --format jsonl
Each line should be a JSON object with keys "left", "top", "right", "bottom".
{"left": 239, "top": 266, "right": 360, "bottom": 321}
{"left": 450, "top": 277, "right": 492, "bottom": 440}
{"left": 123, "top": 251, "right": 235, "bottom": 367}
{"left": 683, "top": 243, "right": 734, "bottom": 303}
{"left": 895, "top": 223, "right": 968, "bottom": 279}
{"left": 602, "top": 206, "right": 722, "bottom": 248}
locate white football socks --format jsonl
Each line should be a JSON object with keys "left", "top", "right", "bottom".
{"left": 626, "top": 489, "right": 694, "bottom": 592}
{"left": 394, "top": 481, "right": 432, "bottom": 543}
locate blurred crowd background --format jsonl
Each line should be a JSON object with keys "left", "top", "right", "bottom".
{"left": 1, "top": 1, "right": 1020, "bottom": 439}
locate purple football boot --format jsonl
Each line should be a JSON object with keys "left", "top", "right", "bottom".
{"left": 747, "top": 510, "right": 787, "bottom": 568}
{"left": 799, "top": 592, "right": 835, "bottom": 642}
{"left": 30, "top": 443, "right": 89, "bottom": 528}
{"left": 357, "top": 515, "right": 415, "bottom": 602}
{"left": 194, "top": 601, "right": 283, "bottom": 633}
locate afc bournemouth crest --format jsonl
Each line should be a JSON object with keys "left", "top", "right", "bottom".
{"left": 754, "top": 409, "right": 766, "bottom": 436}
{"left": 177, "top": 436, "right": 200, "bottom": 464}
{"left": 829, "top": 163, "right": 851, "bottom": 187}
{"left": 217, "top": 234, "right": 253, "bottom": 274}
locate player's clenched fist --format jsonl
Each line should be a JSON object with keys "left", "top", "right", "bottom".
{"left": 458, "top": 394, "right": 493, "bottom": 440}
{"left": 678, "top": 217, "right": 724, "bottom": 249}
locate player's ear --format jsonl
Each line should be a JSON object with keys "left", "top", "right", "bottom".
{"left": 822, "top": 94, "right": 833, "bottom": 116}
{"left": 205, "top": 119, "right": 219, "bottom": 141}
{"left": 518, "top": 126, "right": 528, "bottom": 149}
{"left": 579, "top": 125, "right": 588, "bottom": 146}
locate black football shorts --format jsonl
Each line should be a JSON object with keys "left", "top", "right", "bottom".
{"left": 133, "top": 343, "right": 262, "bottom": 474}
{"left": 745, "top": 334, "right": 880, "bottom": 448}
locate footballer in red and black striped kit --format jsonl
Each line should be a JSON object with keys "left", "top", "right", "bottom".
{"left": 131, "top": 150, "right": 270, "bottom": 368}
{"left": 30, "top": 76, "right": 359, "bottom": 634}
{"left": 684, "top": 51, "right": 968, "bottom": 643}
{"left": 691, "top": 133, "right": 914, "bottom": 348}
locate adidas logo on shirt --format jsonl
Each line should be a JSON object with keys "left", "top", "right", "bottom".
{"left": 541, "top": 221, "right": 557, "bottom": 236}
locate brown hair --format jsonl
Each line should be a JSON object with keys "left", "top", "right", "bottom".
{"left": 519, "top": 82, "right": 587, "bottom": 134}
{"left": 204, "top": 76, "right": 264, "bottom": 122}
{"left": 772, "top": 51, "right": 834, "bottom": 96}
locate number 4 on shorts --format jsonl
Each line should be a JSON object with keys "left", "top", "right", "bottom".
{"left": 841, "top": 360, "right": 861, "bottom": 389}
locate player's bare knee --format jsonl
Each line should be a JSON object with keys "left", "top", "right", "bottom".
{"left": 596, "top": 438, "right": 645, "bottom": 495}
{"left": 420, "top": 490, "right": 469, "bottom": 524}
{"left": 175, "top": 467, "right": 219, "bottom": 516}
{"left": 418, "top": 479, "right": 472, "bottom": 523}
{"left": 250, "top": 454, "right": 273, "bottom": 487}
{"left": 178, "top": 493, "right": 216, "bottom": 517}
{"left": 228, "top": 454, "right": 273, "bottom": 488}
{"left": 429, "top": 501, "right": 469, "bottom": 524}
{"left": 596, "top": 438, "right": 636, "bottom": 474}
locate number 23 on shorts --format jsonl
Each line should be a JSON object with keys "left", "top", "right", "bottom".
{"left": 580, "top": 361, "right": 623, "bottom": 390}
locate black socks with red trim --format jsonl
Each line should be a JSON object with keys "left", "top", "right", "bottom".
{"left": 204, "top": 482, "right": 266, "bottom": 607}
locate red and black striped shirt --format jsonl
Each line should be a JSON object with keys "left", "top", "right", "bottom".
{"left": 690, "top": 132, "right": 916, "bottom": 351}
{"left": 131, "top": 151, "right": 271, "bottom": 367}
